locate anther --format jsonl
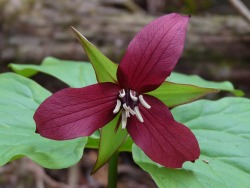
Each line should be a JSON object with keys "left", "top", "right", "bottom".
{"left": 113, "top": 100, "right": 121, "bottom": 114}
{"left": 119, "top": 89, "right": 125, "bottom": 98}
{"left": 130, "top": 90, "right": 138, "bottom": 101}
{"left": 121, "top": 111, "right": 127, "bottom": 129}
{"left": 139, "top": 95, "right": 151, "bottom": 109}
{"left": 134, "top": 106, "right": 144, "bottom": 122}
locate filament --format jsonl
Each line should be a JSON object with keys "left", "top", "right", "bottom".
{"left": 122, "top": 111, "right": 127, "bottom": 129}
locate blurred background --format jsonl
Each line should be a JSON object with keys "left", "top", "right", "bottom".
{"left": 0, "top": 0, "right": 250, "bottom": 187}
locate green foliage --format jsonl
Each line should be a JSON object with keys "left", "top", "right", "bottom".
{"left": 3, "top": 24, "right": 249, "bottom": 186}
{"left": 148, "top": 81, "right": 218, "bottom": 107}
{"left": 91, "top": 114, "right": 128, "bottom": 173}
{"left": 9, "top": 57, "right": 97, "bottom": 87}
{"left": 4, "top": 57, "right": 250, "bottom": 186}
{"left": 168, "top": 72, "right": 243, "bottom": 96}
{"left": 133, "top": 97, "right": 250, "bottom": 188}
{"left": 0, "top": 73, "right": 87, "bottom": 168}
{"left": 10, "top": 57, "right": 241, "bottom": 109}
{"left": 71, "top": 27, "right": 117, "bottom": 83}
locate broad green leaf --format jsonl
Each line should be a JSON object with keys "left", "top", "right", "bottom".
{"left": 133, "top": 97, "right": 250, "bottom": 187}
{"left": 148, "top": 81, "right": 218, "bottom": 107}
{"left": 92, "top": 114, "right": 128, "bottom": 173}
{"left": 71, "top": 27, "right": 118, "bottom": 83}
{"left": 168, "top": 72, "right": 244, "bottom": 96}
{"left": 85, "top": 131, "right": 100, "bottom": 149}
{"left": 0, "top": 73, "right": 87, "bottom": 169}
{"left": 9, "top": 57, "right": 97, "bottom": 88}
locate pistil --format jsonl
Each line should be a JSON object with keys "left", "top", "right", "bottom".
{"left": 130, "top": 90, "right": 138, "bottom": 101}
{"left": 119, "top": 89, "right": 125, "bottom": 98}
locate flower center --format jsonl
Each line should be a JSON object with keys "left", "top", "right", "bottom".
{"left": 113, "top": 89, "right": 151, "bottom": 129}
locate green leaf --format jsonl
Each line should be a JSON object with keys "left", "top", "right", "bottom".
{"left": 9, "top": 57, "right": 97, "bottom": 88}
{"left": 0, "top": 73, "right": 87, "bottom": 169}
{"left": 168, "top": 72, "right": 244, "bottom": 96}
{"left": 119, "top": 136, "right": 133, "bottom": 152}
{"left": 132, "top": 97, "right": 250, "bottom": 187}
{"left": 85, "top": 131, "right": 100, "bottom": 149}
{"left": 71, "top": 27, "right": 118, "bottom": 83}
{"left": 85, "top": 131, "right": 133, "bottom": 152}
{"left": 92, "top": 114, "right": 128, "bottom": 173}
{"left": 148, "top": 81, "right": 218, "bottom": 107}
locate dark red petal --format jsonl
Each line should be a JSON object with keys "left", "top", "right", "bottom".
{"left": 34, "top": 83, "right": 120, "bottom": 140}
{"left": 127, "top": 95, "right": 200, "bottom": 168}
{"left": 117, "top": 13, "right": 190, "bottom": 93}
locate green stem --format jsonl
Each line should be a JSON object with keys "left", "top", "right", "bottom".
{"left": 108, "top": 152, "right": 119, "bottom": 188}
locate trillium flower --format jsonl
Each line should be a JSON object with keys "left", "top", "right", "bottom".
{"left": 34, "top": 13, "right": 200, "bottom": 168}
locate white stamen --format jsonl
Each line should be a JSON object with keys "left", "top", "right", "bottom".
{"left": 130, "top": 90, "right": 138, "bottom": 101}
{"left": 119, "top": 89, "right": 125, "bottom": 98}
{"left": 117, "top": 89, "right": 150, "bottom": 128}
{"left": 126, "top": 110, "right": 130, "bottom": 117}
{"left": 113, "top": 100, "right": 121, "bottom": 114}
{"left": 122, "top": 111, "right": 127, "bottom": 129}
{"left": 139, "top": 95, "right": 151, "bottom": 109}
{"left": 129, "top": 108, "right": 136, "bottom": 115}
{"left": 134, "top": 106, "right": 144, "bottom": 122}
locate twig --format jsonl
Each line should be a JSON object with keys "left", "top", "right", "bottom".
{"left": 229, "top": 0, "right": 250, "bottom": 24}
{"left": 67, "top": 163, "right": 80, "bottom": 186}
{"left": 101, "top": 0, "right": 144, "bottom": 13}
{"left": 24, "top": 158, "right": 69, "bottom": 188}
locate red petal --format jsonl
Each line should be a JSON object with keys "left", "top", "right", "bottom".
{"left": 34, "top": 83, "right": 120, "bottom": 140}
{"left": 117, "top": 13, "right": 190, "bottom": 93}
{"left": 127, "top": 95, "right": 200, "bottom": 168}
